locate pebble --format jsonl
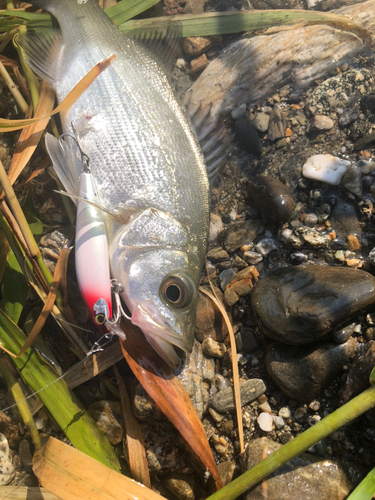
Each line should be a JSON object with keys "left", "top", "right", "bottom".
{"left": 330, "top": 197, "right": 362, "bottom": 241}
{"left": 235, "top": 328, "right": 261, "bottom": 353}
{"left": 247, "top": 176, "right": 295, "bottom": 225}
{"left": 182, "top": 36, "right": 212, "bottom": 56}
{"left": 254, "top": 238, "right": 279, "bottom": 257}
{"left": 279, "top": 407, "right": 291, "bottom": 419}
{"left": 354, "top": 132, "right": 375, "bottom": 151}
{"left": 209, "top": 213, "right": 223, "bottom": 242}
{"left": 251, "top": 265, "right": 375, "bottom": 345}
{"left": 207, "top": 247, "right": 230, "bottom": 261}
{"left": 302, "top": 154, "right": 350, "bottom": 185}
{"left": 274, "top": 415, "right": 285, "bottom": 429}
{"left": 218, "top": 461, "right": 236, "bottom": 486}
{"left": 195, "top": 286, "right": 229, "bottom": 342}
{"left": 289, "top": 251, "right": 308, "bottom": 264}
{"left": 257, "top": 412, "right": 273, "bottom": 432}
{"left": 291, "top": 227, "right": 328, "bottom": 248}
{"left": 214, "top": 374, "right": 231, "bottom": 391}
{"left": 19, "top": 440, "right": 33, "bottom": 467}
{"left": 190, "top": 53, "right": 208, "bottom": 73}
{"left": 304, "top": 213, "right": 318, "bottom": 227}
{"left": 224, "top": 220, "right": 261, "bottom": 253}
{"left": 209, "top": 379, "right": 266, "bottom": 413}
{"left": 202, "top": 337, "right": 227, "bottom": 358}
{"left": 252, "top": 112, "right": 270, "bottom": 132}
{"left": 224, "top": 266, "right": 259, "bottom": 306}
{"left": 244, "top": 437, "right": 363, "bottom": 500}
{"left": 347, "top": 235, "right": 360, "bottom": 251}
{"left": 266, "top": 338, "right": 357, "bottom": 402}
{"left": 259, "top": 402, "right": 272, "bottom": 413}
{"left": 341, "top": 165, "right": 363, "bottom": 198}
{"left": 88, "top": 401, "right": 123, "bottom": 445}
{"left": 243, "top": 250, "right": 263, "bottom": 265}
{"left": 341, "top": 341, "right": 375, "bottom": 404}
{"left": 308, "top": 114, "right": 334, "bottom": 131}
{"left": 164, "top": 475, "right": 195, "bottom": 500}
{"left": 332, "top": 322, "right": 357, "bottom": 344}
{"left": 234, "top": 117, "right": 263, "bottom": 157}
{"left": 268, "top": 108, "right": 287, "bottom": 141}
{"left": 231, "top": 102, "right": 247, "bottom": 119}
{"left": 0, "top": 433, "right": 15, "bottom": 486}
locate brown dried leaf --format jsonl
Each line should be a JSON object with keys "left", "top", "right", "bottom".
{"left": 33, "top": 436, "right": 166, "bottom": 500}
{"left": 8, "top": 81, "right": 55, "bottom": 185}
{"left": 119, "top": 321, "right": 223, "bottom": 490}
{"left": 113, "top": 365, "right": 151, "bottom": 488}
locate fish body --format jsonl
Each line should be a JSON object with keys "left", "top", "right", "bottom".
{"left": 24, "top": 0, "right": 210, "bottom": 366}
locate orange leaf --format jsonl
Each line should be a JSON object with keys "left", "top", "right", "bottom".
{"left": 8, "top": 81, "right": 54, "bottom": 185}
{"left": 119, "top": 321, "right": 223, "bottom": 491}
{"left": 0, "top": 54, "right": 116, "bottom": 132}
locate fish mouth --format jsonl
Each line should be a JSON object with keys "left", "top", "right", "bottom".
{"left": 130, "top": 300, "right": 191, "bottom": 369}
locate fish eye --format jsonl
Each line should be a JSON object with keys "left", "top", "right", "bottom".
{"left": 160, "top": 274, "right": 194, "bottom": 309}
{"left": 95, "top": 313, "right": 106, "bottom": 325}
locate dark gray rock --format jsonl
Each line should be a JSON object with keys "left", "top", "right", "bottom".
{"left": 266, "top": 337, "right": 357, "bottom": 402}
{"left": 235, "top": 327, "right": 261, "bottom": 353}
{"left": 354, "top": 132, "right": 375, "bottom": 151}
{"left": 247, "top": 176, "right": 295, "bottom": 225}
{"left": 330, "top": 197, "right": 361, "bottom": 241}
{"left": 279, "top": 155, "right": 303, "bottom": 192}
{"left": 224, "top": 220, "right": 261, "bottom": 252}
{"left": 339, "top": 103, "right": 359, "bottom": 128}
{"left": 251, "top": 265, "right": 375, "bottom": 345}
{"left": 341, "top": 341, "right": 375, "bottom": 404}
{"left": 244, "top": 437, "right": 363, "bottom": 500}
{"left": 209, "top": 379, "right": 266, "bottom": 413}
{"left": 234, "top": 117, "right": 263, "bottom": 157}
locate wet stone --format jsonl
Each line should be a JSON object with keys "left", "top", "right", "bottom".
{"left": 341, "top": 165, "right": 363, "bottom": 198}
{"left": 354, "top": 132, "right": 375, "bottom": 151}
{"left": 218, "top": 461, "right": 236, "bottom": 486}
{"left": 308, "top": 114, "right": 334, "bottom": 131}
{"left": 341, "top": 341, "right": 375, "bottom": 404}
{"left": 251, "top": 265, "right": 375, "bottom": 345}
{"left": 292, "top": 227, "right": 329, "bottom": 248}
{"left": 332, "top": 322, "right": 357, "bottom": 344}
{"left": 266, "top": 337, "right": 357, "bottom": 402}
{"left": 210, "top": 379, "right": 266, "bottom": 413}
{"left": 247, "top": 176, "right": 295, "bottom": 225}
{"left": 234, "top": 117, "right": 263, "bottom": 157}
{"left": 235, "top": 328, "right": 261, "bottom": 354}
{"left": 224, "top": 220, "right": 261, "bottom": 253}
{"left": 195, "top": 286, "right": 229, "bottom": 342}
{"left": 207, "top": 247, "right": 230, "bottom": 261}
{"left": 252, "top": 112, "right": 270, "bottom": 132}
{"left": 219, "top": 268, "right": 236, "bottom": 290}
{"left": 244, "top": 438, "right": 362, "bottom": 500}
{"left": 338, "top": 103, "right": 359, "bottom": 128}
{"left": 243, "top": 250, "right": 263, "bottom": 265}
{"left": 164, "top": 475, "right": 195, "bottom": 500}
{"left": 330, "top": 197, "right": 361, "bottom": 241}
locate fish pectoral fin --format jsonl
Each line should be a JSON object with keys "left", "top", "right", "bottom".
{"left": 45, "top": 133, "right": 79, "bottom": 201}
{"left": 16, "top": 29, "right": 62, "bottom": 87}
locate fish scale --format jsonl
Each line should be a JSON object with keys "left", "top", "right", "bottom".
{"left": 22, "top": 0, "right": 210, "bottom": 367}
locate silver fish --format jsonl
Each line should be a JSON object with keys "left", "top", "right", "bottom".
{"left": 22, "top": 0, "right": 210, "bottom": 367}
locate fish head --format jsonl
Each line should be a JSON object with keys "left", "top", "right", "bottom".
{"left": 111, "top": 245, "right": 199, "bottom": 368}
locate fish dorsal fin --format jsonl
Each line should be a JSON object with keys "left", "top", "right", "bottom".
{"left": 16, "top": 29, "right": 62, "bottom": 87}
{"left": 126, "top": 22, "right": 182, "bottom": 81}
{"left": 45, "top": 132, "right": 79, "bottom": 199}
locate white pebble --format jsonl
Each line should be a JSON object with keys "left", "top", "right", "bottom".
{"left": 281, "top": 229, "right": 293, "bottom": 243}
{"left": 340, "top": 146, "right": 346, "bottom": 154}
{"left": 257, "top": 412, "right": 273, "bottom": 432}
{"left": 278, "top": 406, "right": 291, "bottom": 419}
{"left": 231, "top": 103, "right": 247, "bottom": 119}
{"left": 176, "top": 58, "right": 186, "bottom": 69}
{"left": 303, "top": 154, "right": 350, "bottom": 185}
{"left": 273, "top": 415, "right": 285, "bottom": 429}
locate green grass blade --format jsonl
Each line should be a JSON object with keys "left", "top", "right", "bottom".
{"left": 2, "top": 250, "right": 28, "bottom": 324}
{"left": 347, "top": 467, "right": 375, "bottom": 500}
{"left": 0, "top": 308, "right": 121, "bottom": 472}
{"left": 206, "top": 384, "right": 375, "bottom": 500}
{"left": 119, "top": 9, "right": 358, "bottom": 36}
{"left": 105, "top": 0, "right": 161, "bottom": 26}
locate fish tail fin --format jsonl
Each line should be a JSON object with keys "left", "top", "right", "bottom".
{"left": 45, "top": 133, "right": 80, "bottom": 201}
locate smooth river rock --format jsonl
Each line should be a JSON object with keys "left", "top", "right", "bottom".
{"left": 209, "top": 379, "right": 266, "bottom": 413}
{"left": 244, "top": 438, "right": 363, "bottom": 500}
{"left": 266, "top": 337, "right": 357, "bottom": 402}
{"left": 247, "top": 176, "right": 295, "bottom": 225}
{"left": 251, "top": 265, "right": 375, "bottom": 345}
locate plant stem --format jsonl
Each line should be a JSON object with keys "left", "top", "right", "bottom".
{"left": 207, "top": 384, "right": 375, "bottom": 500}
{"left": 0, "top": 59, "right": 28, "bottom": 114}
{"left": 0, "top": 160, "right": 53, "bottom": 290}
{"left": 347, "top": 467, "right": 375, "bottom": 500}
{"left": 0, "top": 356, "right": 41, "bottom": 450}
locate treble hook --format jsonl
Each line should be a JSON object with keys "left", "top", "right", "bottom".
{"left": 108, "top": 279, "right": 132, "bottom": 322}
{"left": 59, "top": 123, "right": 90, "bottom": 172}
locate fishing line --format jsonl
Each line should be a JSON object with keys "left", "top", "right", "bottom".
{"left": 0, "top": 333, "right": 115, "bottom": 414}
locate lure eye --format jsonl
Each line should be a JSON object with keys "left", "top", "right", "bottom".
{"left": 95, "top": 313, "right": 106, "bottom": 325}
{"left": 160, "top": 274, "right": 195, "bottom": 309}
